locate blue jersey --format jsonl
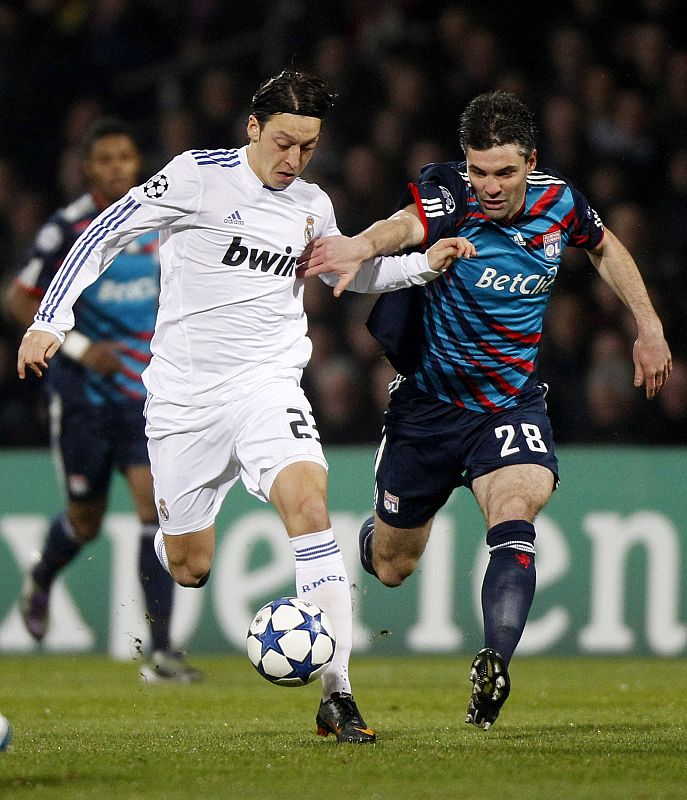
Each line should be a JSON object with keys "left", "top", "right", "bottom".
{"left": 401, "top": 161, "right": 604, "bottom": 411}
{"left": 16, "top": 192, "right": 159, "bottom": 405}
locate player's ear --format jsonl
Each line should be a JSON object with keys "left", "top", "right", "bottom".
{"left": 247, "top": 115, "right": 261, "bottom": 144}
{"left": 526, "top": 149, "right": 537, "bottom": 173}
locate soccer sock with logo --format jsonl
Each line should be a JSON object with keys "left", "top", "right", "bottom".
{"left": 32, "top": 512, "right": 83, "bottom": 590}
{"left": 480, "top": 519, "right": 536, "bottom": 666}
{"left": 139, "top": 524, "right": 174, "bottom": 653}
{"left": 290, "top": 528, "right": 353, "bottom": 699}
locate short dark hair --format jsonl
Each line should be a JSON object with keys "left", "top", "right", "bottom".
{"left": 82, "top": 117, "right": 138, "bottom": 158}
{"left": 250, "top": 70, "right": 335, "bottom": 125}
{"left": 458, "top": 91, "right": 537, "bottom": 158}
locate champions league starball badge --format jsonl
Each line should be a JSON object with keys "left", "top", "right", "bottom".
{"left": 144, "top": 174, "right": 169, "bottom": 199}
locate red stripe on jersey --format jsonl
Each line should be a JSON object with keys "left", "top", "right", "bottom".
{"left": 119, "top": 346, "right": 151, "bottom": 363}
{"left": 479, "top": 341, "right": 535, "bottom": 373}
{"left": 491, "top": 323, "right": 541, "bottom": 346}
{"left": 450, "top": 361, "right": 502, "bottom": 410}
{"left": 120, "top": 365, "right": 145, "bottom": 382}
{"left": 119, "top": 385, "right": 146, "bottom": 401}
{"left": 408, "top": 183, "right": 429, "bottom": 248}
{"left": 528, "top": 185, "right": 562, "bottom": 218}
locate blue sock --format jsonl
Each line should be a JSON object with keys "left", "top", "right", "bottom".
{"left": 139, "top": 525, "right": 174, "bottom": 653}
{"left": 481, "top": 519, "right": 536, "bottom": 666}
{"left": 358, "top": 516, "right": 378, "bottom": 578}
{"left": 32, "top": 513, "right": 82, "bottom": 590}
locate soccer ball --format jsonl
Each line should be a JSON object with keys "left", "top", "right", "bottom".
{"left": 0, "top": 713, "right": 11, "bottom": 752}
{"left": 246, "top": 597, "right": 336, "bottom": 687}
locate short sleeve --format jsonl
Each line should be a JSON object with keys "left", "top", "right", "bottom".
{"left": 568, "top": 184, "right": 605, "bottom": 249}
{"left": 399, "top": 162, "right": 468, "bottom": 249}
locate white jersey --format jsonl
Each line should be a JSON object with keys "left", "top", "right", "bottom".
{"left": 31, "top": 145, "right": 437, "bottom": 406}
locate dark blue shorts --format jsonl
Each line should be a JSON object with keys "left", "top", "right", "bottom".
{"left": 52, "top": 395, "right": 149, "bottom": 501}
{"left": 374, "top": 379, "right": 559, "bottom": 528}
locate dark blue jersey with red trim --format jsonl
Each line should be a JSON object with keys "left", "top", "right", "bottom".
{"left": 15, "top": 192, "right": 159, "bottom": 405}
{"left": 402, "top": 160, "right": 604, "bottom": 411}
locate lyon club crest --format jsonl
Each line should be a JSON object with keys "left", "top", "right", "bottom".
{"left": 543, "top": 230, "right": 561, "bottom": 260}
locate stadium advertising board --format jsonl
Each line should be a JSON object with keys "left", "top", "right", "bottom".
{"left": 0, "top": 449, "right": 685, "bottom": 658}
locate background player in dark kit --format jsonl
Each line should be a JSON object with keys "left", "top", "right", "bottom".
{"left": 4, "top": 118, "right": 203, "bottom": 682}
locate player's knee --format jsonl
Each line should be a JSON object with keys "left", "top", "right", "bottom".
{"left": 287, "top": 492, "right": 329, "bottom": 533}
{"left": 374, "top": 553, "right": 417, "bottom": 588}
{"left": 69, "top": 519, "right": 100, "bottom": 543}
{"left": 169, "top": 555, "right": 213, "bottom": 588}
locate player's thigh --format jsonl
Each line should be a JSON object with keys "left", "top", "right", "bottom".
{"left": 235, "top": 377, "right": 327, "bottom": 505}
{"left": 144, "top": 394, "right": 241, "bottom": 535}
{"left": 113, "top": 401, "right": 156, "bottom": 522}
{"left": 373, "top": 512, "right": 433, "bottom": 566}
{"left": 472, "top": 463, "right": 555, "bottom": 527}
{"left": 123, "top": 464, "right": 156, "bottom": 524}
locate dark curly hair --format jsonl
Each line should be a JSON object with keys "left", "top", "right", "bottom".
{"left": 459, "top": 90, "right": 537, "bottom": 158}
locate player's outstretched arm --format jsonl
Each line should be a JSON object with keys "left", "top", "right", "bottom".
{"left": 587, "top": 227, "right": 672, "bottom": 399}
{"left": 296, "top": 206, "right": 425, "bottom": 297}
{"left": 17, "top": 330, "right": 61, "bottom": 379}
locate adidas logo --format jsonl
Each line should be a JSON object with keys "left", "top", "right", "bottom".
{"left": 513, "top": 232, "right": 527, "bottom": 247}
{"left": 224, "top": 210, "right": 244, "bottom": 225}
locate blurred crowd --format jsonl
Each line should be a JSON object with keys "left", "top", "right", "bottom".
{"left": 1, "top": 0, "right": 686, "bottom": 446}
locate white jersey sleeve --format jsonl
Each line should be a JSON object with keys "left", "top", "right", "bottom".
{"left": 30, "top": 154, "right": 202, "bottom": 340}
{"left": 319, "top": 251, "right": 438, "bottom": 294}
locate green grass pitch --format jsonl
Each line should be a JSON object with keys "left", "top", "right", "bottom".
{"left": 0, "top": 654, "right": 685, "bottom": 799}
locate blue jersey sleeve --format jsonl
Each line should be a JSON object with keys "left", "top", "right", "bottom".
{"left": 567, "top": 183, "right": 605, "bottom": 249}
{"left": 17, "top": 213, "right": 78, "bottom": 296}
{"left": 399, "top": 161, "right": 469, "bottom": 248}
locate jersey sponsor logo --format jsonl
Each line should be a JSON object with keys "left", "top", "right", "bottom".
{"left": 476, "top": 265, "right": 558, "bottom": 295}
{"left": 543, "top": 230, "right": 561, "bottom": 260}
{"left": 439, "top": 185, "right": 456, "bottom": 213}
{"left": 143, "top": 174, "right": 169, "bottom": 199}
{"left": 221, "top": 236, "right": 297, "bottom": 276}
{"left": 304, "top": 215, "right": 314, "bottom": 244}
{"left": 97, "top": 276, "right": 159, "bottom": 303}
{"left": 223, "top": 210, "right": 244, "bottom": 225}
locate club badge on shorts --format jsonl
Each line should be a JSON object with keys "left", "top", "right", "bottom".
{"left": 383, "top": 490, "right": 399, "bottom": 514}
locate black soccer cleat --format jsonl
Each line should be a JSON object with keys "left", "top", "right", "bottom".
{"left": 20, "top": 577, "right": 51, "bottom": 641}
{"left": 465, "top": 647, "right": 511, "bottom": 730}
{"left": 140, "top": 650, "right": 206, "bottom": 684}
{"left": 316, "top": 692, "right": 376, "bottom": 744}
{"left": 358, "top": 516, "right": 377, "bottom": 577}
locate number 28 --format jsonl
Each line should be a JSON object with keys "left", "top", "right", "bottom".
{"left": 495, "top": 423, "right": 547, "bottom": 457}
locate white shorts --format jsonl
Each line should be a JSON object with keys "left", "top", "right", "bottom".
{"left": 144, "top": 373, "right": 327, "bottom": 534}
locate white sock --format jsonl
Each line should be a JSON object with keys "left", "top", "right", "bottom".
{"left": 153, "top": 529, "right": 171, "bottom": 575}
{"left": 290, "top": 528, "right": 352, "bottom": 699}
